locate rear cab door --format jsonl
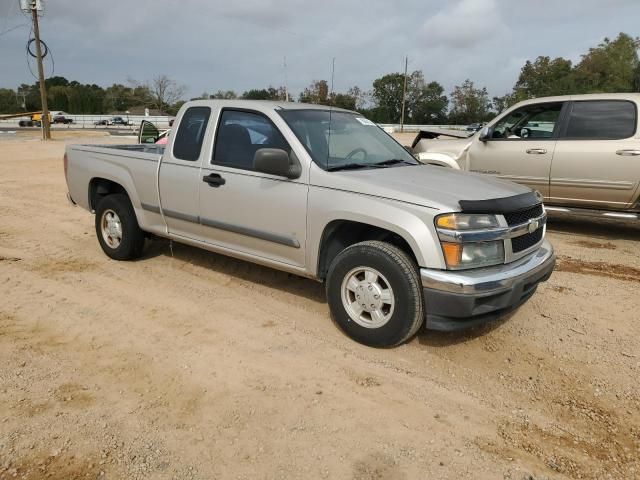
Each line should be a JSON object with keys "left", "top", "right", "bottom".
{"left": 155, "top": 105, "right": 213, "bottom": 240}
{"left": 466, "top": 101, "right": 567, "bottom": 198}
{"left": 549, "top": 98, "right": 640, "bottom": 209}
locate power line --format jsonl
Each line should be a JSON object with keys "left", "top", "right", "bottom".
{"left": 0, "top": 22, "right": 28, "bottom": 36}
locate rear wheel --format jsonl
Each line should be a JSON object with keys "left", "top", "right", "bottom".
{"left": 326, "top": 240, "right": 424, "bottom": 347}
{"left": 95, "top": 194, "right": 145, "bottom": 260}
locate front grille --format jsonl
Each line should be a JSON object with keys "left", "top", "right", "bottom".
{"left": 503, "top": 204, "right": 543, "bottom": 226}
{"left": 511, "top": 227, "right": 543, "bottom": 253}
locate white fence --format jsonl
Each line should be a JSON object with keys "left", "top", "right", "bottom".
{"left": 0, "top": 114, "right": 472, "bottom": 134}
{"left": 0, "top": 114, "right": 173, "bottom": 129}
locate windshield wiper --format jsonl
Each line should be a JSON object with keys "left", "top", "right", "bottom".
{"left": 372, "top": 158, "right": 416, "bottom": 167}
{"left": 327, "top": 163, "right": 375, "bottom": 172}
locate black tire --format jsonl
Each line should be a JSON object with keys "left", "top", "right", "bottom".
{"left": 94, "top": 194, "right": 145, "bottom": 260}
{"left": 326, "top": 240, "right": 424, "bottom": 347}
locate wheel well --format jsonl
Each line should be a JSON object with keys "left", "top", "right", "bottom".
{"left": 317, "top": 220, "right": 418, "bottom": 280}
{"left": 89, "top": 178, "right": 128, "bottom": 211}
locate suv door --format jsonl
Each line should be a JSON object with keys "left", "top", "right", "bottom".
{"left": 198, "top": 109, "right": 307, "bottom": 268}
{"left": 466, "top": 102, "right": 565, "bottom": 198}
{"left": 549, "top": 100, "right": 639, "bottom": 209}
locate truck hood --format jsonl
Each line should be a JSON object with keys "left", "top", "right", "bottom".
{"left": 312, "top": 164, "right": 531, "bottom": 212}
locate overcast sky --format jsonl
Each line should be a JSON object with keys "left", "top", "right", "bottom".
{"left": 1, "top": 0, "right": 639, "bottom": 99}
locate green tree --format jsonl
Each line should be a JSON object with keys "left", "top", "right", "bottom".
{"left": 328, "top": 93, "right": 356, "bottom": 110}
{"left": 573, "top": 32, "right": 640, "bottom": 92}
{"left": 0, "top": 89, "right": 20, "bottom": 113}
{"left": 47, "top": 85, "right": 70, "bottom": 111}
{"left": 298, "top": 80, "right": 329, "bottom": 104}
{"left": 512, "top": 56, "right": 574, "bottom": 100}
{"left": 103, "top": 84, "right": 135, "bottom": 112}
{"left": 369, "top": 71, "right": 449, "bottom": 123}
{"left": 210, "top": 90, "right": 238, "bottom": 99}
{"left": 408, "top": 72, "right": 448, "bottom": 124}
{"left": 369, "top": 73, "right": 404, "bottom": 123}
{"left": 448, "top": 79, "right": 492, "bottom": 124}
{"left": 242, "top": 86, "right": 287, "bottom": 100}
{"left": 491, "top": 94, "right": 516, "bottom": 114}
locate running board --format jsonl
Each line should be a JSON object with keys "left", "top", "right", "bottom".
{"left": 545, "top": 206, "right": 639, "bottom": 220}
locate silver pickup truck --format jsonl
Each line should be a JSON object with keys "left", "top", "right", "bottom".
{"left": 65, "top": 100, "right": 555, "bottom": 347}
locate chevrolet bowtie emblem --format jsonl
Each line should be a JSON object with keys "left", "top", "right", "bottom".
{"left": 528, "top": 219, "right": 539, "bottom": 234}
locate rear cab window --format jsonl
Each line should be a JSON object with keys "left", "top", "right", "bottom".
{"left": 173, "top": 106, "right": 211, "bottom": 161}
{"left": 561, "top": 100, "right": 637, "bottom": 140}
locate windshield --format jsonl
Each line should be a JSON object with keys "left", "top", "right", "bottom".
{"left": 278, "top": 109, "right": 419, "bottom": 171}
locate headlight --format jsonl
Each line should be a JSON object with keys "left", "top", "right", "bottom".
{"left": 440, "top": 241, "right": 504, "bottom": 270}
{"left": 435, "top": 213, "right": 504, "bottom": 270}
{"left": 436, "top": 213, "right": 500, "bottom": 230}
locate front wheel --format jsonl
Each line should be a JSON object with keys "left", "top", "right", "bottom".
{"left": 95, "top": 194, "right": 145, "bottom": 260}
{"left": 326, "top": 241, "right": 424, "bottom": 347}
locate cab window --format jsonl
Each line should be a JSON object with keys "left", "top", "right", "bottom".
{"left": 172, "top": 106, "right": 211, "bottom": 161}
{"left": 491, "top": 103, "right": 563, "bottom": 140}
{"left": 213, "top": 110, "right": 290, "bottom": 170}
{"left": 562, "top": 100, "right": 636, "bottom": 140}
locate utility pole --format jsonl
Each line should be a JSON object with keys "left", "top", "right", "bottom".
{"left": 28, "top": 1, "right": 51, "bottom": 140}
{"left": 283, "top": 56, "right": 289, "bottom": 102}
{"left": 400, "top": 55, "right": 408, "bottom": 133}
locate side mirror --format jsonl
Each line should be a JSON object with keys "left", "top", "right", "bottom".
{"left": 254, "top": 148, "right": 300, "bottom": 179}
{"left": 478, "top": 126, "right": 491, "bottom": 142}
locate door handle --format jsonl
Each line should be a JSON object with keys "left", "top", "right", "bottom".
{"left": 616, "top": 149, "right": 640, "bottom": 156}
{"left": 202, "top": 173, "right": 226, "bottom": 187}
{"left": 526, "top": 148, "right": 547, "bottom": 155}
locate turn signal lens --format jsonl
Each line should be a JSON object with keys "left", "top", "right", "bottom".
{"left": 440, "top": 240, "right": 504, "bottom": 270}
{"left": 436, "top": 213, "right": 500, "bottom": 230}
{"left": 441, "top": 242, "right": 462, "bottom": 267}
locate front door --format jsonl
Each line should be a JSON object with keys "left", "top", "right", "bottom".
{"left": 466, "top": 102, "right": 566, "bottom": 198}
{"left": 549, "top": 100, "right": 640, "bottom": 209}
{"left": 198, "top": 109, "right": 308, "bottom": 267}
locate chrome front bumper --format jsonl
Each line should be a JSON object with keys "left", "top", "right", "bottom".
{"left": 420, "top": 240, "right": 555, "bottom": 331}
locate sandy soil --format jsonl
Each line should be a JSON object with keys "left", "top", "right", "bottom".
{"left": 0, "top": 136, "right": 639, "bottom": 480}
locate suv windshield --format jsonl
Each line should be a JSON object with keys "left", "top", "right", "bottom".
{"left": 278, "top": 109, "right": 418, "bottom": 171}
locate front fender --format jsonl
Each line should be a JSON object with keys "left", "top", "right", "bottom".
{"left": 416, "top": 152, "right": 461, "bottom": 169}
{"left": 307, "top": 187, "right": 446, "bottom": 276}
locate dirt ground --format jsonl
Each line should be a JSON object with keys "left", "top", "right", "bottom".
{"left": 1, "top": 135, "right": 639, "bottom": 480}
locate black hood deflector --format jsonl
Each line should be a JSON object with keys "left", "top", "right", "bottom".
{"left": 459, "top": 191, "right": 542, "bottom": 214}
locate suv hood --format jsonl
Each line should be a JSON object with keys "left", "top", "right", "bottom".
{"left": 413, "top": 137, "right": 472, "bottom": 158}
{"left": 312, "top": 164, "right": 531, "bottom": 212}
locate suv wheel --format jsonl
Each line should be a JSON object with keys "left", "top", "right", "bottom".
{"left": 326, "top": 240, "right": 424, "bottom": 347}
{"left": 95, "top": 194, "right": 145, "bottom": 260}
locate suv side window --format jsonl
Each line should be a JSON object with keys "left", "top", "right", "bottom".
{"left": 213, "top": 110, "right": 290, "bottom": 170}
{"left": 562, "top": 100, "right": 636, "bottom": 140}
{"left": 173, "top": 106, "right": 211, "bottom": 161}
{"left": 491, "top": 102, "right": 563, "bottom": 140}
